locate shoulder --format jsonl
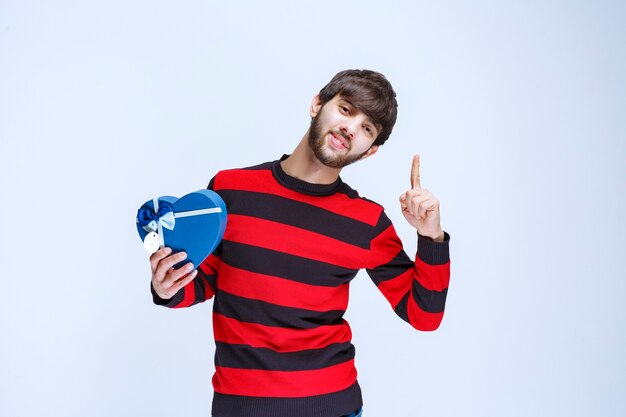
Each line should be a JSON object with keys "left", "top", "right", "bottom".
{"left": 208, "top": 159, "right": 274, "bottom": 190}
{"left": 337, "top": 181, "right": 383, "bottom": 208}
{"left": 335, "top": 181, "right": 385, "bottom": 226}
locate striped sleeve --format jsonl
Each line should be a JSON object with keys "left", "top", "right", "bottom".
{"left": 365, "top": 211, "right": 451, "bottom": 331}
{"left": 151, "top": 176, "right": 223, "bottom": 308}
{"left": 151, "top": 248, "right": 221, "bottom": 308}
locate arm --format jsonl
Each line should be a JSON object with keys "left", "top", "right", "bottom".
{"left": 366, "top": 212, "right": 450, "bottom": 331}
{"left": 366, "top": 154, "right": 451, "bottom": 330}
{"left": 151, "top": 246, "right": 222, "bottom": 308}
{"left": 150, "top": 175, "right": 223, "bottom": 308}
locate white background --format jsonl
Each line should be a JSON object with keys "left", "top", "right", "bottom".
{"left": 1, "top": 1, "right": 625, "bottom": 416}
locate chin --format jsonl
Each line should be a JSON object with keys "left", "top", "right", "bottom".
{"left": 317, "top": 150, "right": 358, "bottom": 169}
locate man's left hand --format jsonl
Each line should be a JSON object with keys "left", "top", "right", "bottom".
{"left": 399, "top": 154, "right": 445, "bottom": 242}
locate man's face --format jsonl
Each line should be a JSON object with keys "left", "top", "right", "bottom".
{"left": 308, "top": 95, "right": 379, "bottom": 168}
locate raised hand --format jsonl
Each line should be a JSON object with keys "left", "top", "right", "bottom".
{"left": 399, "top": 154, "right": 444, "bottom": 241}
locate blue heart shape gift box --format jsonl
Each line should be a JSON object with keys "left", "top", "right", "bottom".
{"left": 136, "top": 190, "right": 227, "bottom": 269}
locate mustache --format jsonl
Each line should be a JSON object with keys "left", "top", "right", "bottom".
{"left": 332, "top": 130, "right": 351, "bottom": 145}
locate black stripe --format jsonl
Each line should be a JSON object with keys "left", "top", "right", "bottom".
{"left": 393, "top": 279, "right": 448, "bottom": 321}
{"left": 417, "top": 231, "right": 451, "bottom": 265}
{"left": 214, "top": 290, "right": 345, "bottom": 329}
{"left": 394, "top": 293, "right": 411, "bottom": 323}
{"left": 241, "top": 161, "right": 274, "bottom": 170}
{"left": 214, "top": 341, "right": 355, "bottom": 371}
{"left": 197, "top": 266, "right": 217, "bottom": 290}
{"left": 151, "top": 282, "right": 183, "bottom": 307}
{"left": 219, "top": 189, "right": 372, "bottom": 249}
{"left": 365, "top": 249, "right": 412, "bottom": 285}
{"left": 212, "top": 382, "right": 363, "bottom": 417}
{"left": 412, "top": 278, "right": 447, "bottom": 313}
{"left": 221, "top": 240, "right": 359, "bottom": 287}
{"left": 336, "top": 183, "right": 362, "bottom": 200}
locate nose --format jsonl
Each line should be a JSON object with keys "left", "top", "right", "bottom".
{"left": 339, "top": 125, "right": 353, "bottom": 140}
{"left": 340, "top": 117, "right": 361, "bottom": 140}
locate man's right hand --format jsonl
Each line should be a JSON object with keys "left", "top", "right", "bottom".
{"left": 150, "top": 247, "right": 198, "bottom": 300}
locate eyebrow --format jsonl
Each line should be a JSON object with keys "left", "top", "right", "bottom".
{"left": 338, "top": 98, "right": 354, "bottom": 109}
{"left": 339, "top": 99, "right": 379, "bottom": 132}
{"left": 339, "top": 97, "right": 378, "bottom": 122}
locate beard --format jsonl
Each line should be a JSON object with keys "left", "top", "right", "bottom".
{"left": 307, "top": 112, "right": 369, "bottom": 169}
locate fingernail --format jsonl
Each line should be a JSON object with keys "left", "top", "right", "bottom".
{"left": 186, "top": 263, "right": 193, "bottom": 270}
{"left": 165, "top": 247, "right": 172, "bottom": 254}
{"left": 180, "top": 252, "right": 187, "bottom": 259}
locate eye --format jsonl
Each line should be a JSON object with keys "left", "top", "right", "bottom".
{"left": 365, "top": 126, "right": 373, "bottom": 136}
{"left": 340, "top": 106, "right": 350, "bottom": 114}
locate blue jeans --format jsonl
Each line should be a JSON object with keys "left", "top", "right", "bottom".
{"left": 342, "top": 407, "right": 363, "bottom": 417}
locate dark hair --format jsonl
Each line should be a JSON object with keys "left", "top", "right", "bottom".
{"left": 318, "top": 69, "right": 398, "bottom": 146}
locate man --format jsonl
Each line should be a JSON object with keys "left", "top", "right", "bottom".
{"left": 149, "top": 69, "right": 451, "bottom": 417}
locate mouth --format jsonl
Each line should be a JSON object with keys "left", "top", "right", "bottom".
{"left": 329, "top": 132, "right": 349, "bottom": 149}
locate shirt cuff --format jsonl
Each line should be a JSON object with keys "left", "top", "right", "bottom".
{"left": 417, "top": 231, "right": 450, "bottom": 265}
{"left": 150, "top": 282, "right": 183, "bottom": 307}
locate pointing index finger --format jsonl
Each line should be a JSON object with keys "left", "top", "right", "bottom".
{"left": 411, "top": 154, "right": 421, "bottom": 189}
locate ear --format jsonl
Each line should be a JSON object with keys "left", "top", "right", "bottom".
{"left": 359, "top": 145, "right": 379, "bottom": 161}
{"left": 310, "top": 94, "right": 322, "bottom": 118}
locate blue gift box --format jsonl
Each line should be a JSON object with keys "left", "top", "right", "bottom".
{"left": 136, "top": 190, "right": 227, "bottom": 269}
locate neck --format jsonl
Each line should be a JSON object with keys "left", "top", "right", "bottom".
{"left": 280, "top": 129, "right": 342, "bottom": 184}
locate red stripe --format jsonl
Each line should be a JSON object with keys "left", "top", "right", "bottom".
{"left": 218, "top": 262, "right": 349, "bottom": 312}
{"left": 376, "top": 260, "right": 450, "bottom": 307}
{"left": 223, "top": 215, "right": 369, "bottom": 269}
{"left": 214, "top": 169, "right": 381, "bottom": 226}
{"left": 415, "top": 256, "right": 451, "bottom": 291}
{"left": 407, "top": 297, "right": 444, "bottom": 331}
{"left": 213, "top": 360, "right": 357, "bottom": 397}
{"left": 212, "top": 313, "right": 352, "bottom": 352}
{"left": 376, "top": 269, "right": 414, "bottom": 307}
{"left": 199, "top": 253, "right": 221, "bottom": 276}
{"left": 367, "top": 224, "right": 403, "bottom": 268}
